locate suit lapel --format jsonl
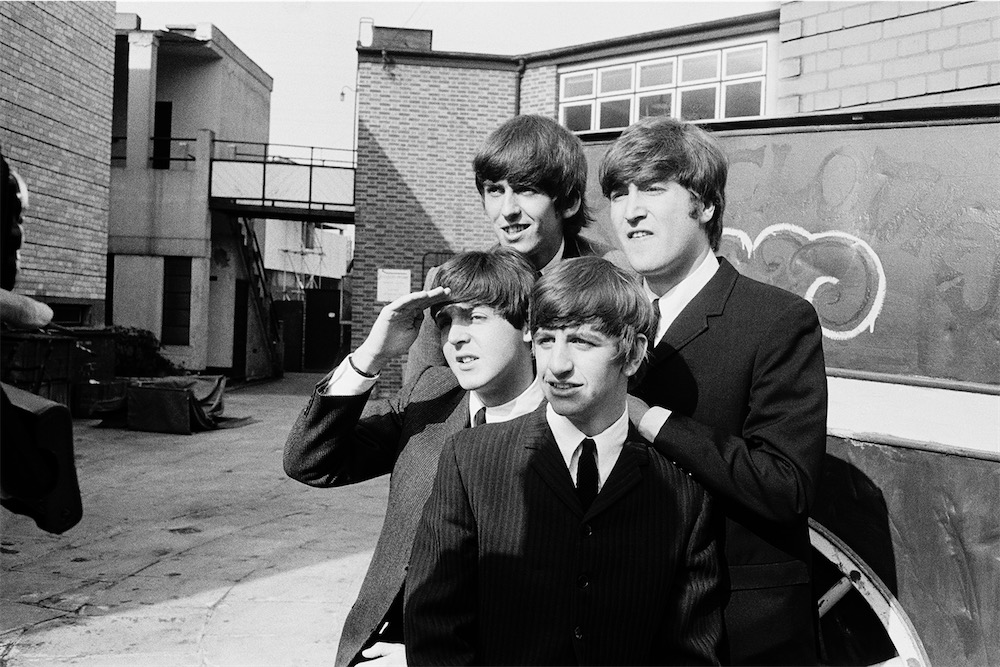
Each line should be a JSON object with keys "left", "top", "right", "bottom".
{"left": 445, "top": 391, "right": 471, "bottom": 432}
{"left": 586, "top": 430, "right": 649, "bottom": 518}
{"left": 524, "top": 413, "right": 581, "bottom": 516}
{"left": 651, "top": 257, "right": 739, "bottom": 366}
{"left": 525, "top": 413, "right": 651, "bottom": 518}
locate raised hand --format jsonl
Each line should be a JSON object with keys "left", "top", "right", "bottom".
{"left": 351, "top": 286, "right": 451, "bottom": 376}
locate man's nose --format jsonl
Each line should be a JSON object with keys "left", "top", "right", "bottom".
{"left": 623, "top": 185, "right": 645, "bottom": 224}
{"left": 501, "top": 191, "right": 521, "bottom": 219}
{"left": 447, "top": 323, "right": 471, "bottom": 345}
{"left": 546, "top": 340, "right": 574, "bottom": 375}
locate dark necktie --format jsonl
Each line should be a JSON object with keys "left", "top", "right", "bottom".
{"left": 473, "top": 407, "right": 487, "bottom": 427}
{"left": 651, "top": 297, "right": 661, "bottom": 339}
{"left": 576, "top": 438, "right": 598, "bottom": 510}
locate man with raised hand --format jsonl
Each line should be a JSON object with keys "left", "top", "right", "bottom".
{"left": 285, "top": 248, "right": 542, "bottom": 667}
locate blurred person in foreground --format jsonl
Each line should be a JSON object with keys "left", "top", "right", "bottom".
{"left": 2, "top": 150, "right": 81, "bottom": 533}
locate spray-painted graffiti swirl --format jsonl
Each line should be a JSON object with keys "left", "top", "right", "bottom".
{"left": 719, "top": 224, "right": 886, "bottom": 341}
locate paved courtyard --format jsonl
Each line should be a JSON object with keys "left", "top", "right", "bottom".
{"left": 1, "top": 373, "right": 388, "bottom": 666}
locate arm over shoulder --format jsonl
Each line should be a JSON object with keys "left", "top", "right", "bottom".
{"left": 653, "top": 295, "right": 827, "bottom": 524}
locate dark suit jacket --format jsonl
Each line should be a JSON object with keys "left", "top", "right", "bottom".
{"left": 401, "top": 233, "right": 627, "bottom": 385}
{"left": 405, "top": 406, "right": 722, "bottom": 666}
{"left": 634, "top": 258, "right": 827, "bottom": 665}
{"left": 283, "top": 366, "right": 470, "bottom": 667}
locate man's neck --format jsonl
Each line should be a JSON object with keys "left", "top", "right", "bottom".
{"left": 475, "top": 362, "right": 536, "bottom": 407}
{"left": 646, "top": 246, "right": 713, "bottom": 297}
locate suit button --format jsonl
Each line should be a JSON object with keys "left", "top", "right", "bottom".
{"left": 577, "top": 574, "right": 589, "bottom": 589}
{"left": 574, "top": 626, "right": 584, "bottom": 640}
{"left": 581, "top": 524, "right": 593, "bottom": 538}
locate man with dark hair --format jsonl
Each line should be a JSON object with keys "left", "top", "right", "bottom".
{"left": 600, "top": 116, "right": 828, "bottom": 665}
{"left": 284, "top": 248, "right": 543, "bottom": 667}
{"left": 405, "top": 256, "right": 722, "bottom": 666}
{"left": 402, "top": 114, "right": 624, "bottom": 384}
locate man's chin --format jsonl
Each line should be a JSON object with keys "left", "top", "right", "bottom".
{"left": 544, "top": 395, "right": 580, "bottom": 417}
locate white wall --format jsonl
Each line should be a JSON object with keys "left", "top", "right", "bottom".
{"left": 262, "top": 219, "right": 352, "bottom": 279}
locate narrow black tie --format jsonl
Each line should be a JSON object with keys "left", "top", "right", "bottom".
{"left": 576, "top": 438, "right": 598, "bottom": 510}
{"left": 473, "top": 407, "right": 487, "bottom": 428}
{"left": 651, "top": 297, "right": 661, "bottom": 339}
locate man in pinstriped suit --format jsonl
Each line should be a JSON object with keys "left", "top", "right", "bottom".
{"left": 405, "top": 257, "right": 722, "bottom": 666}
{"left": 284, "top": 249, "right": 544, "bottom": 666}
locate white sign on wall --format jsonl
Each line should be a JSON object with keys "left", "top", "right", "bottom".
{"left": 376, "top": 268, "right": 412, "bottom": 303}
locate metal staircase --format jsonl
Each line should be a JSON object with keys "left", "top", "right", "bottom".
{"left": 231, "top": 216, "right": 282, "bottom": 377}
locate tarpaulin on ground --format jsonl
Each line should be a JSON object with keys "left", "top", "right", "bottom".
{"left": 99, "top": 375, "right": 252, "bottom": 434}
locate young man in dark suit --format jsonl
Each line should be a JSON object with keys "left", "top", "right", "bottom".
{"left": 402, "top": 114, "right": 624, "bottom": 385}
{"left": 405, "top": 257, "right": 722, "bottom": 666}
{"left": 600, "top": 116, "right": 828, "bottom": 665}
{"left": 284, "top": 249, "right": 543, "bottom": 667}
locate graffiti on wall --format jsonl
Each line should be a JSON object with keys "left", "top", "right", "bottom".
{"left": 719, "top": 224, "right": 886, "bottom": 341}
{"left": 584, "top": 118, "right": 1000, "bottom": 383}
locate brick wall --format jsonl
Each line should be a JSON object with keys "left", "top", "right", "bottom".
{"left": 354, "top": 59, "right": 516, "bottom": 393}
{"left": 778, "top": 1, "right": 1000, "bottom": 113}
{"left": 0, "top": 1, "right": 114, "bottom": 319}
{"left": 520, "top": 64, "right": 558, "bottom": 117}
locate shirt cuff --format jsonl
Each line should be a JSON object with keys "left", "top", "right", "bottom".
{"left": 638, "top": 406, "right": 672, "bottom": 442}
{"left": 319, "top": 354, "right": 379, "bottom": 396}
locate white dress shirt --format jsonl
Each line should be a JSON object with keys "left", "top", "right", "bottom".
{"left": 638, "top": 252, "right": 720, "bottom": 441}
{"left": 546, "top": 403, "right": 629, "bottom": 492}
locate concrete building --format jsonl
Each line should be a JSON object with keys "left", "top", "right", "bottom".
{"left": 351, "top": 1, "right": 1000, "bottom": 394}
{"left": 109, "top": 14, "right": 279, "bottom": 379}
{"left": 0, "top": 1, "right": 116, "bottom": 325}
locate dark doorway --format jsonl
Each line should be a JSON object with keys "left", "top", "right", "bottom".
{"left": 152, "top": 101, "right": 172, "bottom": 169}
{"left": 272, "top": 300, "right": 304, "bottom": 372}
{"left": 233, "top": 279, "right": 249, "bottom": 379}
{"left": 304, "top": 289, "right": 341, "bottom": 371}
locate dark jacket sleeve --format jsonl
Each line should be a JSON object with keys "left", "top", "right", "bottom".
{"left": 654, "top": 298, "right": 827, "bottom": 524}
{"left": 404, "top": 436, "right": 478, "bottom": 666}
{"left": 282, "top": 372, "right": 411, "bottom": 487}
{"left": 664, "top": 474, "right": 723, "bottom": 665}
{"left": 401, "top": 266, "right": 448, "bottom": 387}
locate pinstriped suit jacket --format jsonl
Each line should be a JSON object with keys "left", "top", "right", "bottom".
{"left": 405, "top": 405, "right": 722, "bottom": 666}
{"left": 282, "top": 366, "right": 470, "bottom": 667}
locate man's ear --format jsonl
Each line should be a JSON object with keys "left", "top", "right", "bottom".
{"left": 623, "top": 334, "right": 648, "bottom": 378}
{"left": 698, "top": 202, "right": 715, "bottom": 224}
{"left": 522, "top": 325, "right": 532, "bottom": 344}
{"left": 560, "top": 195, "right": 582, "bottom": 220}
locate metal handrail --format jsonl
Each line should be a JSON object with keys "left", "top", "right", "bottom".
{"left": 211, "top": 139, "right": 356, "bottom": 169}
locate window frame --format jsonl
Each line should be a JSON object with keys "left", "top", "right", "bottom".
{"left": 556, "top": 36, "right": 772, "bottom": 132}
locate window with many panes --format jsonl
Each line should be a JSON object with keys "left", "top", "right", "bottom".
{"left": 559, "top": 41, "right": 766, "bottom": 133}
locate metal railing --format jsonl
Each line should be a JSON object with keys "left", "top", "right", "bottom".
{"left": 110, "top": 136, "right": 356, "bottom": 210}
{"left": 210, "top": 139, "right": 355, "bottom": 211}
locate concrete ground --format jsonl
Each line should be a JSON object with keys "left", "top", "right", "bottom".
{"left": 1, "top": 372, "right": 388, "bottom": 666}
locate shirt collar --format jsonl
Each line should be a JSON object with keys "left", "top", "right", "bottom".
{"left": 546, "top": 403, "right": 629, "bottom": 484}
{"left": 469, "top": 376, "right": 544, "bottom": 426}
{"left": 645, "top": 251, "right": 720, "bottom": 345}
